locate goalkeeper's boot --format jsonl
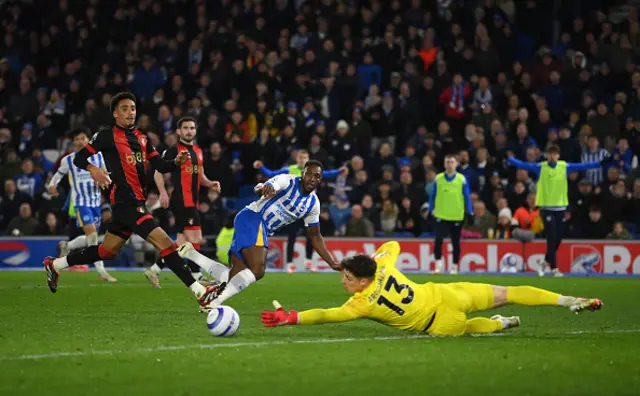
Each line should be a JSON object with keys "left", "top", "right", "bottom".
{"left": 569, "top": 298, "right": 603, "bottom": 314}
{"left": 491, "top": 315, "right": 521, "bottom": 330}
{"left": 449, "top": 263, "right": 459, "bottom": 275}
{"left": 198, "top": 282, "right": 226, "bottom": 311}
{"left": 57, "top": 241, "right": 69, "bottom": 257}
{"left": 144, "top": 268, "right": 161, "bottom": 288}
{"left": 43, "top": 256, "right": 60, "bottom": 293}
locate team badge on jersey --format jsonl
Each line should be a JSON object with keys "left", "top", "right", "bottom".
{"left": 137, "top": 207, "right": 145, "bottom": 214}
{"left": 188, "top": 218, "right": 194, "bottom": 225}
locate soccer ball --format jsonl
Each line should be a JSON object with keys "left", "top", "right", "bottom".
{"left": 500, "top": 253, "right": 522, "bottom": 273}
{"left": 206, "top": 306, "right": 240, "bottom": 337}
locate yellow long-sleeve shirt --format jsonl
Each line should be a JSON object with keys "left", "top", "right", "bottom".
{"left": 299, "top": 241, "right": 439, "bottom": 331}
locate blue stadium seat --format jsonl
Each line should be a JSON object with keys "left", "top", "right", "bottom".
{"left": 515, "top": 34, "right": 534, "bottom": 62}
{"left": 393, "top": 232, "right": 414, "bottom": 238}
{"left": 625, "top": 223, "right": 637, "bottom": 235}
{"left": 375, "top": 231, "right": 386, "bottom": 237}
{"left": 419, "top": 232, "right": 435, "bottom": 238}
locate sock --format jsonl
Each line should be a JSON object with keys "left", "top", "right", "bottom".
{"left": 94, "top": 260, "right": 107, "bottom": 275}
{"left": 435, "top": 259, "right": 443, "bottom": 270}
{"left": 506, "top": 286, "right": 561, "bottom": 306}
{"left": 55, "top": 245, "right": 113, "bottom": 271}
{"left": 161, "top": 247, "right": 197, "bottom": 288}
{"left": 183, "top": 247, "right": 230, "bottom": 282}
{"left": 464, "top": 317, "right": 502, "bottom": 334}
{"left": 189, "top": 281, "right": 206, "bottom": 298}
{"left": 67, "top": 235, "right": 87, "bottom": 250}
{"left": 557, "top": 295, "right": 577, "bottom": 307}
{"left": 150, "top": 262, "right": 163, "bottom": 274}
{"left": 215, "top": 269, "right": 257, "bottom": 305}
{"left": 53, "top": 256, "right": 69, "bottom": 271}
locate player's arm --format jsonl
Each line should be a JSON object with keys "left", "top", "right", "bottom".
{"left": 253, "top": 160, "right": 289, "bottom": 177}
{"left": 47, "top": 155, "right": 70, "bottom": 196}
{"left": 148, "top": 143, "right": 184, "bottom": 173}
{"left": 254, "top": 174, "right": 293, "bottom": 198}
{"left": 304, "top": 201, "right": 340, "bottom": 271}
{"left": 261, "top": 300, "right": 364, "bottom": 327}
{"left": 427, "top": 180, "right": 437, "bottom": 216}
{"left": 566, "top": 156, "right": 612, "bottom": 172}
{"left": 462, "top": 177, "right": 474, "bottom": 215}
{"left": 505, "top": 156, "right": 542, "bottom": 177}
{"left": 200, "top": 172, "right": 220, "bottom": 191}
{"left": 74, "top": 131, "right": 112, "bottom": 188}
{"left": 321, "top": 166, "right": 348, "bottom": 179}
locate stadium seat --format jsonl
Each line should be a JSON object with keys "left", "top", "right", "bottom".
{"left": 42, "top": 149, "right": 60, "bottom": 163}
{"left": 625, "top": 223, "right": 637, "bottom": 235}
{"left": 393, "top": 232, "right": 414, "bottom": 238}
{"left": 419, "top": 232, "right": 435, "bottom": 238}
{"left": 375, "top": 232, "right": 386, "bottom": 237}
{"left": 238, "top": 185, "right": 256, "bottom": 198}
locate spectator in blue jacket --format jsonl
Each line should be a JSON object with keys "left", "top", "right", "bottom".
{"left": 457, "top": 150, "right": 479, "bottom": 192}
{"left": 612, "top": 137, "right": 638, "bottom": 176}
{"left": 131, "top": 55, "right": 166, "bottom": 102}
{"left": 514, "top": 123, "right": 538, "bottom": 159}
{"left": 357, "top": 52, "right": 382, "bottom": 93}
{"left": 14, "top": 159, "right": 43, "bottom": 199}
{"left": 329, "top": 194, "right": 352, "bottom": 233}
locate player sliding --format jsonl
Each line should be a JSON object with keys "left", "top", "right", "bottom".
{"left": 43, "top": 92, "right": 220, "bottom": 307}
{"left": 261, "top": 241, "right": 603, "bottom": 335}
{"left": 178, "top": 160, "right": 340, "bottom": 311}
{"left": 47, "top": 127, "right": 117, "bottom": 282}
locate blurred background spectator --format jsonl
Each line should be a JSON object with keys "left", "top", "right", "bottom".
{"left": 0, "top": 0, "right": 636, "bottom": 253}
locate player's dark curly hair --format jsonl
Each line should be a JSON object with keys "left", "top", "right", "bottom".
{"left": 177, "top": 116, "right": 197, "bottom": 129}
{"left": 341, "top": 254, "right": 377, "bottom": 279}
{"left": 110, "top": 92, "right": 137, "bottom": 113}
{"left": 304, "top": 159, "right": 324, "bottom": 171}
{"left": 70, "top": 126, "right": 91, "bottom": 139}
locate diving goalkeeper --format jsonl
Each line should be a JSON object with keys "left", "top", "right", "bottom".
{"left": 261, "top": 242, "right": 602, "bottom": 335}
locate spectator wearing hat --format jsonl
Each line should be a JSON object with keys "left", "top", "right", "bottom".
{"left": 330, "top": 120, "right": 356, "bottom": 166}
{"left": 16, "top": 122, "right": 36, "bottom": 158}
{"left": 495, "top": 207, "right": 514, "bottom": 239}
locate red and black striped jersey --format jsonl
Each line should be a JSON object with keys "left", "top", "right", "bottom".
{"left": 74, "top": 124, "right": 178, "bottom": 205}
{"left": 163, "top": 142, "right": 204, "bottom": 208}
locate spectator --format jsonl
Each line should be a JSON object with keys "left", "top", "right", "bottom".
{"left": 0, "top": 149, "right": 22, "bottom": 185}
{"left": 456, "top": 150, "right": 478, "bottom": 192}
{"left": 37, "top": 212, "right": 62, "bottom": 235}
{"left": 379, "top": 199, "right": 399, "bottom": 236}
{"left": 581, "top": 206, "right": 608, "bottom": 239}
{"left": 495, "top": 208, "right": 514, "bottom": 239}
{"left": 345, "top": 205, "right": 375, "bottom": 238}
{"left": 16, "top": 122, "right": 37, "bottom": 158}
{"left": 357, "top": 53, "right": 382, "bottom": 93}
{"left": 14, "top": 159, "right": 44, "bottom": 199}
{"left": 329, "top": 194, "right": 351, "bottom": 234}
{"left": 606, "top": 221, "right": 633, "bottom": 240}
{"left": 513, "top": 192, "right": 540, "bottom": 232}
{"left": 319, "top": 207, "right": 337, "bottom": 237}
{"left": 603, "top": 180, "right": 630, "bottom": 225}
{"left": 464, "top": 201, "right": 496, "bottom": 238}
{"left": 396, "top": 197, "right": 419, "bottom": 236}
{"left": 581, "top": 135, "right": 609, "bottom": 186}
{"left": 0, "top": 179, "right": 29, "bottom": 230}
{"left": 612, "top": 137, "right": 638, "bottom": 177}
{"left": 330, "top": 120, "right": 356, "bottom": 166}
{"left": 7, "top": 202, "right": 38, "bottom": 236}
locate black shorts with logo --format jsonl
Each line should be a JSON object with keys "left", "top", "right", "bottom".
{"left": 171, "top": 201, "right": 201, "bottom": 232}
{"left": 108, "top": 204, "right": 160, "bottom": 240}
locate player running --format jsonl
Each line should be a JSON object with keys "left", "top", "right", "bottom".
{"left": 178, "top": 160, "right": 340, "bottom": 310}
{"left": 253, "top": 150, "right": 348, "bottom": 273}
{"left": 260, "top": 241, "right": 603, "bottom": 335}
{"left": 144, "top": 116, "right": 220, "bottom": 288}
{"left": 43, "top": 92, "right": 219, "bottom": 308}
{"left": 47, "top": 127, "right": 117, "bottom": 282}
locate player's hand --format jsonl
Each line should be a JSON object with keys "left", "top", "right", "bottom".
{"left": 339, "top": 166, "right": 349, "bottom": 177}
{"left": 209, "top": 181, "right": 221, "bottom": 193}
{"left": 89, "top": 167, "right": 112, "bottom": 189}
{"left": 261, "top": 300, "right": 299, "bottom": 327}
{"left": 159, "top": 192, "right": 169, "bottom": 208}
{"left": 174, "top": 151, "right": 189, "bottom": 166}
{"left": 48, "top": 185, "right": 59, "bottom": 197}
{"left": 253, "top": 160, "right": 263, "bottom": 169}
{"left": 260, "top": 183, "right": 276, "bottom": 198}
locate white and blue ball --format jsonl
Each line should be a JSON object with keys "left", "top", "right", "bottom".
{"left": 206, "top": 306, "right": 240, "bottom": 337}
{"left": 500, "top": 253, "right": 523, "bottom": 273}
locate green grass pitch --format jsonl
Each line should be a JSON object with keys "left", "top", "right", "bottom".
{"left": 1, "top": 271, "right": 639, "bottom": 395}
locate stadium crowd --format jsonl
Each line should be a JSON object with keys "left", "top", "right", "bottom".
{"left": 0, "top": 0, "right": 639, "bottom": 251}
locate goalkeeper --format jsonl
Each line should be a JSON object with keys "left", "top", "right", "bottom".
{"left": 261, "top": 242, "right": 603, "bottom": 335}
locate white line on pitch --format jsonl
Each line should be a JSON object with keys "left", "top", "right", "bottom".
{"left": 1, "top": 329, "right": 638, "bottom": 362}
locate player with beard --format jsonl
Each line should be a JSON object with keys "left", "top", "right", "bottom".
{"left": 43, "top": 92, "right": 220, "bottom": 308}
{"left": 178, "top": 160, "right": 341, "bottom": 310}
{"left": 144, "top": 117, "right": 221, "bottom": 287}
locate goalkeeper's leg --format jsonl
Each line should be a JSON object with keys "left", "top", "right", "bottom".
{"left": 492, "top": 285, "right": 603, "bottom": 313}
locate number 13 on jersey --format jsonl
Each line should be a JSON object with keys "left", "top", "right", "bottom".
{"left": 376, "top": 275, "right": 414, "bottom": 315}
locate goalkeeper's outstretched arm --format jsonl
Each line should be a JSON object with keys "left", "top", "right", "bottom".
{"left": 261, "top": 301, "right": 363, "bottom": 327}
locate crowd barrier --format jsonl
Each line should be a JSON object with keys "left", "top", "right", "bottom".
{"left": 1, "top": 237, "right": 639, "bottom": 275}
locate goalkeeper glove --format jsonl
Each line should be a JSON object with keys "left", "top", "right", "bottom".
{"left": 261, "top": 300, "right": 300, "bottom": 327}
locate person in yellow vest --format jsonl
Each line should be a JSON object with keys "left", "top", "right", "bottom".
{"left": 427, "top": 154, "right": 474, "bottom": 275}
{"left": 215, "top": 213, "right": 236, "bottom": 266}
{"left": 253, "top": 149, "right": 347, "bottom": 272}
{"left": 507, "top": 144, "right": 610, "bottom": 277}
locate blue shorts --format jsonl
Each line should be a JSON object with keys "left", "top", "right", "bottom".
{"left": 75, "top": 206, "right": 101, "bottom": 229}
{"left": 229, "top": 208, "right": 268, "bottom": 262}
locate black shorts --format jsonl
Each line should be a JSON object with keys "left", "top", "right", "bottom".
{"left": 171, "top": 202, "right": 201, "bottom": 232}
{"left": 108, "top": 204, "right": 160, "bottom": 240}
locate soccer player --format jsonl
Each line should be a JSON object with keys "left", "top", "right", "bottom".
{"left": 179, "top": 160, "right": 340, "bottom": 310}
{"left": 507, "top": 145, "right": 610, "bottom": 276}
{"left": 428, "top": 154, "right": 474, "bottom": 275}
{"left": 253, "top": 150, "right": 347, "bottom": 273}
{"left": 43, "top": 92, "right": 219, "bottom": 307}
{"left": 47, "top": 127, "right": 117, "bottom": 282}
{"left": 144, "top": 116, "right": 220, "bottom": 288}
{"left": 261, "top": 241, "right": 603, "bottom": 335}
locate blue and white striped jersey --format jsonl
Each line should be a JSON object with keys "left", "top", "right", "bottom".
{"left": 48, "top": 151, "right": 105, "bottom": 208}
{"left": 247, "top": 174, "right": 321, "bottom": 236}
{"left": 581, "top": 148, "right": 608, "bottom": 186}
